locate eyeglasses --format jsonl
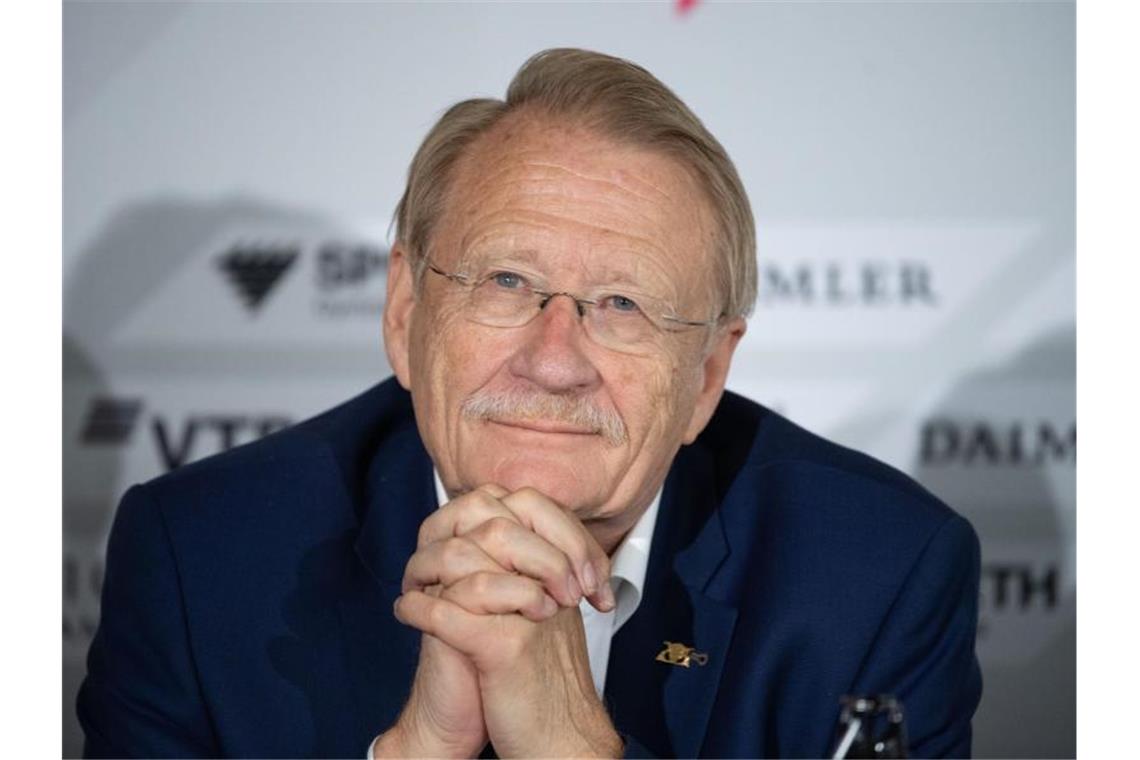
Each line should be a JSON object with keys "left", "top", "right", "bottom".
{"left": 425, "top": 262, "right": 720, "bottom": 355}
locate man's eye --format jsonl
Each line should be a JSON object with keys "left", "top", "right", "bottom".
{"left": 603, "top": 294, "right": 642, "bottom": 313}
{"left": 489, "top": 271, "right": 527, "bottom": 290}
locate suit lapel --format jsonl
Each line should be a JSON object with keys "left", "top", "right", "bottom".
{"left": 338, "top": 420, "right": 438, "bottom": 749}
{"left": 352, "top": 421, "right": 438, "bottom": 587}
{"left": 661, "top": 590, "right": 738, "bottom": 758}
{"left": 605, "top": 443, "right": 739, "bottom": 758}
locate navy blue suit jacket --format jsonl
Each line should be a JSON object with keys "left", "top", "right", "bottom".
{"left": 78, "top": 378, "right": 982, "bottom": 758}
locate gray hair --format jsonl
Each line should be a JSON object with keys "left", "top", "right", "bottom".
{"left": 393, "top": 48, "right": 757, "bottom": 319}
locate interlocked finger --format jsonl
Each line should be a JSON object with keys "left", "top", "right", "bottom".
{"left": 418, "top": 485, "right": 519, "bottom": 549}
{"left": 402, "top": 536, "right": 503, "bottom": 594}
{"left": 461, "top": 516, "right": 586, "bottom": 607}
{"left": 439, "top": 571, "right": 559, "bottom": 622}
{"left": 393, "top": 590, "right": 491, "bottom": 662}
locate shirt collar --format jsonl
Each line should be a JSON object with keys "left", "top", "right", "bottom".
{"left": 606, "top": 487, "right": 660, "bottom": 631}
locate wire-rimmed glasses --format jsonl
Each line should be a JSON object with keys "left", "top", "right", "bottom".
{"left": 425, "top": 261, "right": 720, "bottom": 355}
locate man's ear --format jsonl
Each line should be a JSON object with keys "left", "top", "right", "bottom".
{"left": 682, "top": 316, "right": 747, "bottom": 444}
{"left": 383, "top": 245, "right": 416, "bottom": 390}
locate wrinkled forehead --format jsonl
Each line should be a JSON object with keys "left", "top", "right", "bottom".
{"left": 434, "top": 115, "right": 719, "bottom": 304}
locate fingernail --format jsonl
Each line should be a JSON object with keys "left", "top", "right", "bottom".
{"left": 543, "top": 595, "right": 558, "bottom": 617}
{"left": 567, "top": 573, "right": 582, "bottom": 603}
{"left": 601, "top": 582, "right": 616, "bottom": 611}
{"left": 581, "top": 562, "right": 599, "bottom": 595}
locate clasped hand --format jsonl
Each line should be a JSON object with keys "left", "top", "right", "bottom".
{"left": 376, "top": 485, "right": 624, "bottom": 758}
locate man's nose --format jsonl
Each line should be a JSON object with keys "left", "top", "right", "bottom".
{"left": 506, "top": 294, "right": 601, "bottom": 393}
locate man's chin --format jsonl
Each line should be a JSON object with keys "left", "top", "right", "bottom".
{"left": 468, "top": 458, "right": 606, "bottom": 512}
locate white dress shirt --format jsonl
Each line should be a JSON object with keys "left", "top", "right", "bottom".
{"left": 368, "top": 475, "right": 662, "bottom": 757}
{"left": 577, "top": 487, "right": 661, "bottom": 695}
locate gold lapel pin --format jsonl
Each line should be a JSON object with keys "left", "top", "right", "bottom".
{"left": 655, "top": 641, "right": 709, "bottom": 668}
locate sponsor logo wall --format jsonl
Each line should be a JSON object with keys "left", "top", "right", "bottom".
{"left": 63, "top": 2, "right": 1074, "bottom": 757}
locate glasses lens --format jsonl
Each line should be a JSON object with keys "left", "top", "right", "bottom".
{"left": 467, "top": 273, "right": 538, "bottom": 327}
{"left": 592, "top": 305, "right": 656, "bottom": 348}
{"left": 586, "top": 298, "right": 665, "bottom": 354}
{"left": 450, "top": 267, "right": 707, "bottom": 354}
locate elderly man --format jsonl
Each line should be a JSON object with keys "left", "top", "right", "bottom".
{"left": 78, "top": 49, "right": 981, "bottom": 758}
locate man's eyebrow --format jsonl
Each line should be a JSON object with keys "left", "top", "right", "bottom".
{"left": 456, "top": 245, "right": 544, "bottom": 270}
{"left": 457, "top": 243, "right": 679, "bottom": 296}
{"left": 587, "top": 269, "right": 646, "bottom": 290}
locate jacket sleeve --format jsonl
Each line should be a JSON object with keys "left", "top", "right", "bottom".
{"left": 77, "top": 484, "right": 220, "bottom": 758}
{"left": 847, "top": 514, "right": 984, "bottom": 759}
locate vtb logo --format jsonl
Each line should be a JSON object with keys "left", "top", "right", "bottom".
{"left": 81, "top": 397, "right": 144, "bottom": 445}
{"left": 153, "top": 414, "right": 292, "bottom": 471}
{"left": 78, "top": 398, "right": 292, "bottom": 471}
{"left": 217, "top": 243, "right": 299, "bottom": 312}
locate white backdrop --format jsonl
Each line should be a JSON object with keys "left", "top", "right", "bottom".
{"left": 63, "top": 2, "right": 1075, "bottom": 757}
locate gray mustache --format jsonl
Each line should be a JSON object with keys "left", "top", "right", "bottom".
{"left": 461, "top": 390, "right": 628, "bottom": 446}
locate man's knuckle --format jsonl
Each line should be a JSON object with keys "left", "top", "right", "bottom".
{"left": 480, "top": 483, "right": 509, "bottom": 498}
{"left": 467, "top": 490, "right": 498, "bottom": 512}
{"left": 516, "top": 486, "right": 544, "bottom": 502}
{"left": 528, "top": 583, "right": 547, "bottom": 609}
{"left": 439, "top": 536, "right": 470, "bottom": 566}
{"left": 470, "top": 571, "right": 495, "bottom": 597}
{"left": 553, "top": 551, "right": 573, "bottom": 576}
{"left": 481, "top": 516, "right": 515, "bottom": 545}
{"left": 499, "top": 631, "right": 527, "bottom": 660}
{"left": 426, "top": 599, "right": 450, "bottom": 629}
{"left": 416, "top": 520, "right": 434, "bottom": 547}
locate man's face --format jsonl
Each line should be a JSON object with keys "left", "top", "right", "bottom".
{"left": 385, "top": 115, "right": 744, "bottom": 551}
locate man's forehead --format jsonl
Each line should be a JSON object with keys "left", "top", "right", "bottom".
{"left": 440, "top": 118, "right": 713, "bottom": 265}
